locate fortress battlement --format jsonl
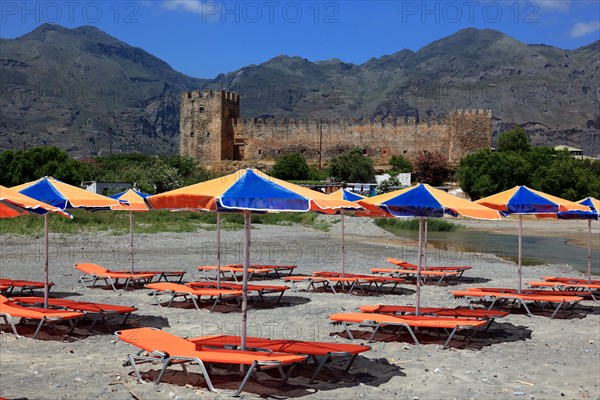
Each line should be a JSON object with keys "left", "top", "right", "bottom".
{"left": 182, "top": 90, "right": 240, "bottom": 103}
{"left": 229, "top": 112, "right": 491, "bottom": 129}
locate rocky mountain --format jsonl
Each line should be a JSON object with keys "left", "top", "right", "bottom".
{"left": 1, "top": 24, "right": 598, "bottom": 157}
{"left": 0, "top": 24, "right": 207, "bottom": 156}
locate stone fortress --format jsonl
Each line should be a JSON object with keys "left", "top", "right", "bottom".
{"left": 179, "top": 90, "right": 493, "bottom": 167}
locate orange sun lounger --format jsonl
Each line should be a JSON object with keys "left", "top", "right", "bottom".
{"left": 452, "top": 289, "right": 584, "bottom": 318}
{"left": 283, "top": 275, "right": 360, "bottom": 294}
{"left": 465, "top": 286, "right": 595, "bottom": 300}
{"left": 225, "top": 264, "right": 298, "bottom": 278}
{"left": 75, "top": 263, "right": 157, "bottom": 291}
{"left": 187, "top": 335, "right": 370, "bottom": 383}
{"left": 0, "top": 295, "right": 83, "bottom": 339}
{"left": 12, "top": 297, "right": 137, "bottom": 330}
{"left": 0, "top": 278, "right": 55, "bottom": 296}
{"left": 116, "top": 327, "right": 306, "bottom": 396}
{"left": 312, "top": 271, "right": 407, "bottom": 293}
{"left": 528, "top": 281, "right": 600, "bottom": 301}
{"left": 146, "top": 282, "right": 242, "bottom": 312}
{"left": 543, "top": 276, "right": 600, "bottom": 285}
{"left": 329, "top": 312, "right": 486, "bottom": 349}
{"left": 187, "top": 281, "right": 289, "bottom": 303}
{"left": 359, "top": 305, "right": 508, "bottom": 319}
{"left": 371, "top": 267, "right": 460, "bottom": 285}
{"left": 385, "top": 258, "right": 472, "bottom": 275}
{"left": 108, "top": 270, "right": 186, "bottom": 283}
{"left": 197, "top": 265, "right": 272, "bottom": 282}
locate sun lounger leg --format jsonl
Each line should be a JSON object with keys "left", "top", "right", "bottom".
{"left": 367, "top": 323, "right": 382, "bottom": 343}
{"left": 308, "top": 355, "right": 331, "bottom": 383}
{"left": 399, "top": 324, "right": 420, "bottom": 348}
{"left": 150, "top": 291, "right": 162, "bottom": 306}
{"left": 0, "top": 313, "right": 20, "bottom": 338}
{"left": 128, "top": 354, "right": 146, "bottom": 383}
{"left": 442, "top": 327, "right": 459, "bottom": 349}
{"left": 341, "top": 322, "right": 355, "bottom": 340}
{"left": 550, "top": 300, "right": 565, "bottom": 319}
{"left": 275, "top": 290, "right": 285, "bottom": 303}
{"left": 32, "top": 317, "right": 46, "bottom": 339}
{"left": 518, "top": 300, "right": 533, "bottom": 317}
{"left": 209, "top": 296, "right": 220, "bottom": 312}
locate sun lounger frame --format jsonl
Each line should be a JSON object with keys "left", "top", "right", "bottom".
{"left": 147, "top": 283, "right": 242, "bottom": 312}
{"left": 452, "top": 290, "right": 583, "bottom": 319}
{"left": 0, "top": 296, "right": 83, "bottom": 339}
{"left": 12, "top": 297, "right": 136, "bottom": 331}
{"left": 188, "top": 334, "right": 370, "bottom": 384}
{"left": 528, "top": 281, "right": 599, "bottom": 301}
{"left": 75, "top": 263, "right": 156, "bottom": 291}
{"left": 330, "top": 313, "right": 484, "bottom": 349}
{"left": 116, "top": 328, "right": 304, "bottom": 396}
{"left": 187, "top": 282, "right": 288, "bottom": 304}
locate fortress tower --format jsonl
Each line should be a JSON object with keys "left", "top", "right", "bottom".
{"left": 179, "top": 91, "right": 492, "bottom": 166}
{"left": 179, "top": 90, "right": 240, "bottom": 162}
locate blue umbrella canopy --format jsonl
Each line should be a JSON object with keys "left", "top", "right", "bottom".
{"left": 476, "top": 186, "right": 591, "bottom": 292}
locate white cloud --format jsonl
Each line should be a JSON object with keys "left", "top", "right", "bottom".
{"left": 570, "top": 21, "right": 600, "bottom": 38}
{"left": 163, "top": 0, "right": 205, "bottom": 15}
{"left": 534, "top": 0, "right": 572, "bottom": 12}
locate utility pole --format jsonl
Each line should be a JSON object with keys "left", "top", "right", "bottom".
{"left": 318, "top": 118, "right": 323, "bottom": 170}
{"left": 108, "top": 126, "right": 113, "bottom": 156}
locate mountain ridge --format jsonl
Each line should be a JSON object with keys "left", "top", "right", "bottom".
{"left": 1, "top": 24, "right": 598, "bottom": 158}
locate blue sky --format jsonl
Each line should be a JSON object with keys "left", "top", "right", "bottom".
{"left": 1, "top": 1, "right": 599, "bottom": 78}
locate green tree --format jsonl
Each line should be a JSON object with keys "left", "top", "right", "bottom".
{"left": 270, "top": 153, "right": 310, "bottom": 180}
{"left": 498, "top": 127, "right": 531, "bottom": 153}
{"left": 388, "top": 155, "right": 412, "bottom": 173}
{"left": 413, "top": 150, "right": 450, "bottom": 186}
{"left": 329, "top": 148, "right": 375, "bottom": 183}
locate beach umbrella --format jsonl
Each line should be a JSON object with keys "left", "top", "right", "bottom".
{"left": 360, "top": 183, "right": 502, "bottom": 314}
{"left": 147, "top": 168, "right": 361, "bottom": 350}
{"left": 328, "top": 188, "right": 365, "bottom": 276}
{"left": 1, "top": 185, "right": 71, "bottom": 219}
{"left": 11, "top": 177, "right": 123, "bottom": 306}
{"left": 554, "top": 197, "right": 599, "bottom": 283}
{"left": 1, "top": 184, "right": 72, "bottom": 307}
{"left": 476, "top": 186, "right": 590, "bottom": 292}
{"left": 110, "top": 189, "right": 150, "bottom": 272}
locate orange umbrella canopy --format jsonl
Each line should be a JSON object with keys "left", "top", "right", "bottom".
{"left": 360, "top": 183, "right": 502, "bottom": 220}
{"left": 476, "top": 186, "right": 590, "bottom": 214}
{"left": 147, "top": 168, "right": 361, "bottom": 213}
{"left": 12, "top": 176, "right": 123, "bottom": 210}
{"left": 0, "top": 185, "right": 71, "bottom": 219}
{"left": 110, "top": 189, "right": 150, "bottom": 211}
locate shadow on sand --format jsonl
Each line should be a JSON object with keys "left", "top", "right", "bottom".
{"left": 129, "top": 355, "right": 404, "bottom": 397}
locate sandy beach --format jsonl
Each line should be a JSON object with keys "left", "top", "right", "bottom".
{"left": 1, "top": 216, "right": 599, "bottom": 400}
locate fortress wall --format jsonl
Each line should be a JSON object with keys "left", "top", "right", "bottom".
{"left": 233, "top": 118, "right": 451, "bottom": 164}
{"left": 446, "top": 110, "right": 493, "bottom": 163}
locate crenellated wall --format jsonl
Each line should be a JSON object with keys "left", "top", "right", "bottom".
{"left": 179, "top": 91, "right": 492, "bottom": 166}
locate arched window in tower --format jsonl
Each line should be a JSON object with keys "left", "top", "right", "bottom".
{"left": 190, "top": 131, "right": 194, "bottom": 137}
{"left": 198, "top": 106, "right": 205, "bottom": 113}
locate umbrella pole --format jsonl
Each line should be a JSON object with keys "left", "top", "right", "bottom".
{"left": 130, "top": 210, "right": 134, "bottom": 272}
{"left": 341, "top": 211, "right": 345, "bottom": 277}
{"left": 416, "top": 217, "right": 423, "bottom": 316}
{"left": 241, "top": 210, "right": 250, "bottom": 351}
{"left": 518, "top": 215, "right": 523, "bottom": 293}
{"left": 423, "top": 218, "right": 428, "bottom": 268}
{"left": 216, "top": 212, "right": 221, "bottom": 289}
{"left": 588, "top": 219, "right": 592, "bottom": 284}
{"left": 44, "top": 214, "right": 49, "bottom": 308}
